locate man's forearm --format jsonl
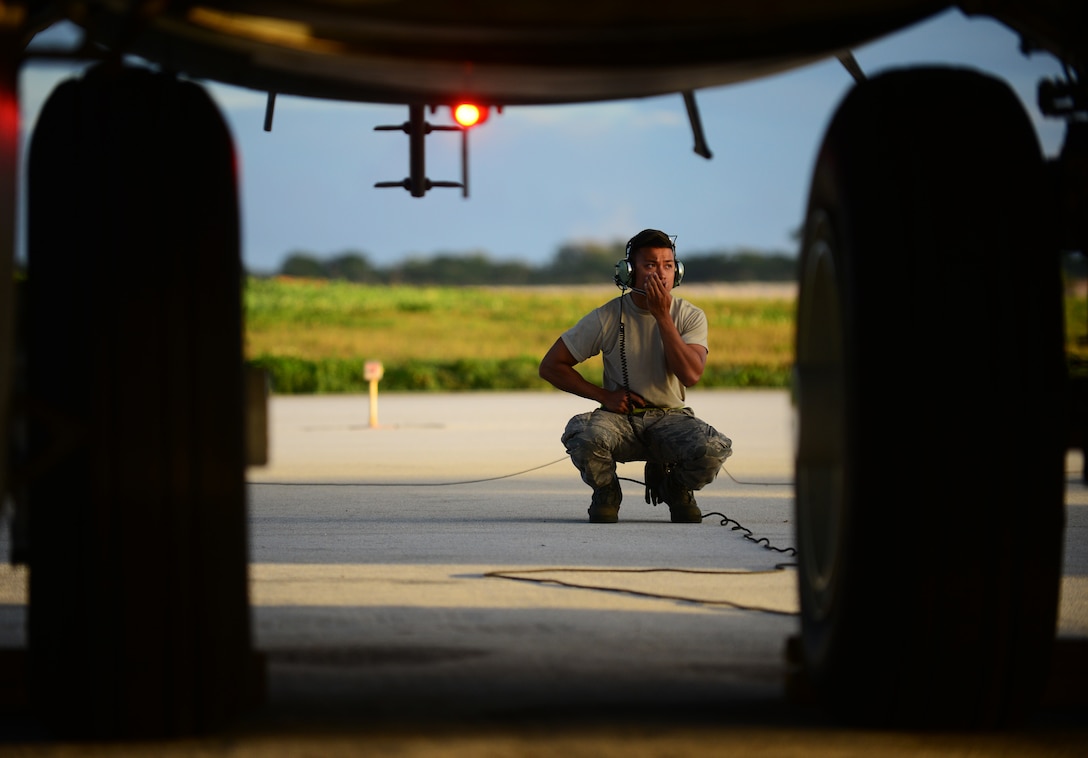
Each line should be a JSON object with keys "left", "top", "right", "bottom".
{"left": 657, "top": 317, "right": 706, "bottom": 386}
{"left": 540, "top": 362, "right": 607, "bottom": 404}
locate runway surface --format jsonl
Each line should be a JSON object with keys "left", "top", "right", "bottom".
{"left": 1, "top": 389, "right": 1085, "bottom": 755}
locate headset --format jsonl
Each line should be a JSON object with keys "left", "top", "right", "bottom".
{"left": 614, "top": 229, "right": 684, "bottom": 294}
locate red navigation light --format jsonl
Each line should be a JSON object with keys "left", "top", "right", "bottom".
{"left": 452, "top": 102, "right": 488, "bottom": 128}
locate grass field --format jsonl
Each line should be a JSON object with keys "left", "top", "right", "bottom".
{"left": 245, "top": 276, "right": 1088, "bottom": 393}
{"left": 244, "top": 278, "right": 797, "bottom": 393}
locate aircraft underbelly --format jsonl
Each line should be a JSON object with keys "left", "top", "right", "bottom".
{"left": 73, "top": 0, "right": 950, "bottom": 104}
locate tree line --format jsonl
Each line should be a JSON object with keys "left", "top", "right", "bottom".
{"left": 269, "top": 240, "right": 799, "bottom": 286}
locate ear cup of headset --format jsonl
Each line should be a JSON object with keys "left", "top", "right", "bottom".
{"left": 614, "top": 259, "right": 634, "bottom": 288}
{"left": 674, "top": 260, "right": 684, "bottom": 287}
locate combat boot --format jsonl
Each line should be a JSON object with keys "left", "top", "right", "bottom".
{"left": 666, "top": 486, "right": 702, "bottom": 523}
{"left": 645, "top": 463, "right": 701, "bottom": 523}
{"left": 588, "top": 477, "right": 621, "bottom": 523}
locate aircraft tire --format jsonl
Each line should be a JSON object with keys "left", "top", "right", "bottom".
{"left": 25, "top": 64, "right": 256, "bottom": 737}
{"left": 794, "top": 67, "right": 1065, "bottom": 728}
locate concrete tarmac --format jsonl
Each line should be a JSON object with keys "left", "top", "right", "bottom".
{"left": 2, "top": 388, "right": 1086, "bottom": 755}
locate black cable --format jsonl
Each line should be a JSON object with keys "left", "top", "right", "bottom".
{"left": 249, "top": 456, "right": 569, "bottom": 486}
{"left": 618, "top": 470, "right": 796, "bottom": 557}
{"left": 484, "top": 567, "right": 797, "bottom": 617}
{"left": 701, "top": 511, "right": 797, "bottom": 557}
{"left": 616, "top": 291, "right": 645, "bottom": 423}
{"left": 619, "top": 316, "right": 633, "bottom": 412}
{"left": 617, "top": 290, "right": 644, "bottom": 443}
{"left": 722, "top": 469, "right": 793, "bottom": 486}
{"left": 252, "top": 461, "right": 789, "bottom": 490}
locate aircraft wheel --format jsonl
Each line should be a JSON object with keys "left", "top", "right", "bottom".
{"left": 25, "top": 65, "right": 256, "bottom": 737}
{"left": 794, "top": 68, "right": 1065, "bottom": 727}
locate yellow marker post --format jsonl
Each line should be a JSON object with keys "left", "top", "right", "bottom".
{"left": 364, "top": 360, "right": 384, "bottom": 428}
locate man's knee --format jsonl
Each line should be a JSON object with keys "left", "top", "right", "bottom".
{"left": 705, "top": 431, "right": 733, "bottom": 466}
{"left": 673, "top": 428, "right": 732, "bottom": 490}
{"left": 562, "top": 414, "right": 602, "bottom": 461}
{"left": 561, "top": 411, "right": 621, "bottom": 486}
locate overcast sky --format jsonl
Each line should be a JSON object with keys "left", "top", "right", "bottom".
{"left": 19, "top": 7, "right": 1068, "bottom": 274}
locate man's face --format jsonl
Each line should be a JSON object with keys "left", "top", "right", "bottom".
{"left": 632, "top": 246, "right": 677, "bottom": 291}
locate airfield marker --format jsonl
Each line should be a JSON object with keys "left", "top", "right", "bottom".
{"left": 364, "top": 360, "right": 384, "bottom": 428}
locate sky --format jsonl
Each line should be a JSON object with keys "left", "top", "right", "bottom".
{"left": 18, "top": 7, "right": 1070, "bottom": 274}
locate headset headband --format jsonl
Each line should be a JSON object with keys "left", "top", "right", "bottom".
{"left": 625, "top": 229, "right": 677, "bottom": 260}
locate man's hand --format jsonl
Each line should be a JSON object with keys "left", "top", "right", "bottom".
{"left": 642, "top": 271, "right": 673, "bottom": 319}
{"left": 601, "top": 388, "right": 647, "bottom": 414}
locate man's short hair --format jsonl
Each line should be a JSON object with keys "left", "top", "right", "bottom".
{"left": 626, "top": 229, "right": 675, "bottom": 259}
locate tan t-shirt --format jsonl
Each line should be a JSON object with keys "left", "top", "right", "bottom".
{"left": 560, "top": 293, "right": 709, "bottom": 408}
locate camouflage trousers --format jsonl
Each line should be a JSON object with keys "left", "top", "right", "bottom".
{"left": 561, "top": 408, "right": 733, "bottom": 492}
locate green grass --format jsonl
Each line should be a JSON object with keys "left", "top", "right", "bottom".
{"left": 247, "top": 276, "right": 1088, "bottom": 394}
{"left": 245, "top": 277, "right": 797, "bottom": 393}
{"left": 1066, "top": 286, "right": 1088, "bottom": 380}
